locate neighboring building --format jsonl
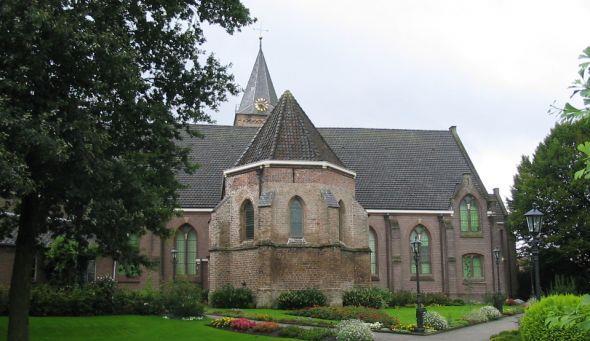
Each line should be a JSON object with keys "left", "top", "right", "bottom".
{"left": 0, "top": 43, "right": 518, "bottom": 306}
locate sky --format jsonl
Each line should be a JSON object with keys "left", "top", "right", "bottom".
{"left": 201, "top": 0, "right": 590, "bottom": 203}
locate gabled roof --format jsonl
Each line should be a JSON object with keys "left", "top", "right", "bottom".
{"left": 235, "top": 91, "right": 345, "bottom": 167}
{"left": 236, "top": 44, "right": 278, "bottom": 115}
{"left": 176, "top": 125, "right": 487, "bottom": 211}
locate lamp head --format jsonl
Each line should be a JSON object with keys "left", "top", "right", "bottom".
{"left": 524, "top": 206, "right": 544, "bottom": 235}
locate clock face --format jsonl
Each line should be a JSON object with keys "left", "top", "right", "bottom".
{"left": 254, "top": 97, "right": 270, "bottom": 112}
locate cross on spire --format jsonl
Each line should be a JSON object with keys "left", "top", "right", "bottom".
{"left": 255, "top": 23, "right": 269, "bottom": 48}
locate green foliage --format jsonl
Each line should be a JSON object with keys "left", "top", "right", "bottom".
{"left": 388, "top": 290, "right": 415, "bottom": 307}
{"left": 520, "top": 294, "right": 590, "bottom": 341}
{"left": 160, "top": 280, "right": 204, "bottom": 318}
{"left": 0, "top": 286, "right": 7, "bottom": 315}
{"left": 289, "top": 306, "right": 399, "bottom": 327}
{"left": 549, "top": 275, "right": 578, "bottom": 295}
{"left": 462, "top": 309, "right": 488, "bottom": 324}
{"left": 335, "top": 319, "right": 373, "bottom": 341}
{"left": 480, "top": 306, "right": 502, "bottom": 320}
{"left": 342, "top": 287, "right": 389, "bottom": 309}
{"left": 44, "top": 236, "right": 98, "bottom": 285}
{"left": 508, "top": 121, "right": 590, "bottom": 292}
{"left": 276, "top": 288, "right": 327, "bottom": 310}
{"left": 209, "top": 284, "right": 254, "bottom": 308}
{"left": 555, "top": 46, "right": 590, "bottom": 179}
{"left": 490, "top": 330, "right": 521, "bottom": 341}
{"left": 278, "top": 325, "right": 335, "bottom": 341}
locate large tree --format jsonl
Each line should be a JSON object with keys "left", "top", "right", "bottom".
{"left": 508, "top": 121, "right": 590, "bottom": 293}
{"left": 0, "top": 1, "right": 252, "bottom": 340}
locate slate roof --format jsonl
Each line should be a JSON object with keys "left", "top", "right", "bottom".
{"left": 176, "top": 124, "right": 486, "bottom": 211}
{"left": 236, "top": 91, "right": 345, "bottom": 167}
{"left": 236, "top": 44, "right": 278, "bottom": 115}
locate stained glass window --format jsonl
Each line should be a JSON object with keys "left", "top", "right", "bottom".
{"left": 460, "top": 195, "right": 480, "bottom": 232}
{"left": 463, "top": 254, "right": 484, "bottom": 279}
{"left": 290, "top": 197, "right": 303, "bottom": 238}
{"left": 369, "top": 228, "right": 377, "bottom": 276}
{"left": 410, "top": 225, "right": 431, "bottom": 274}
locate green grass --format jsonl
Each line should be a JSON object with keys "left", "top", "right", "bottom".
{"left": 384, "top": 304, "right": 485, "bottom": 324}
{"left": 0, "top": 315, "right": 284, "bottom": 341}
{"left": 206, "top": 308, "right": 336, "bottom": 327}
{"left": 490, "top": 329, "right": 521, "bottom": 341}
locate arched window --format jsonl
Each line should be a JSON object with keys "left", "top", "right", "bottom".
{"left": 338, "top": 200, "right": 345, "bottom": 242}
{"left": 460, "top": 195, "right": 480, "bottom": 232}
{"left": 463, "top": 254, "right": 484, "bottom": 280}
{"left": 242, "top": 200, "right": 255, "bottom": 240}
{"left": 175, "top": 225, "right": 198, "bottom": 276}
{"left": 290, "top": 197, "right": 303, "bottom": 238}
{"left": 410, "top": 225, "right": 431, "bottom": 274}
{"left": 368, "top": 227, "right": 378, "bottom": 276}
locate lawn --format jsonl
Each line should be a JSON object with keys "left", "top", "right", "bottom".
{"left": 0, "top": 315, "right": 285, "bottom": 341}
{"left": 385, "top": 304, "right": 484, "bottom": 324}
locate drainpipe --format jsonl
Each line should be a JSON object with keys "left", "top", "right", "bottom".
{"left": 438, "top": 214, "right": 447, "bottom": 295}
{"left": 384, "top": 214, "right": 392, "bottom": 291}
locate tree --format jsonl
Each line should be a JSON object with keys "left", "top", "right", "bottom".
{"left": 508, "top": 121, "right": 590, "bottom": 294}
{"left": 555, "top": 47, "right": 590, "bottom": 179}
{"left": 0, "top": 1, "right": 253, "bottom": 340}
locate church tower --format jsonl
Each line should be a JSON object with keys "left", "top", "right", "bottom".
{"left": 233, "top": 40, "right": 278, "bottom": 127}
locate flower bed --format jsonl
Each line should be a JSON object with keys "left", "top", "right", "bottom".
{"left": 289, "top": 306, "right": 399, "bottom": 329}
{"left": 208, "top": 317, "right": 335, "bottom": 340}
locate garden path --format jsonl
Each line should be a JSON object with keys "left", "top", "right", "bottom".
{"left": 373, "top": 314, "right": 522, "bottom": 341}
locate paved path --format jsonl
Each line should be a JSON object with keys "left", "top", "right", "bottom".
{"left": 373, "top": 314, "right": 521, "bottom": 341}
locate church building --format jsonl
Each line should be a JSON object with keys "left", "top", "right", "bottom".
{"left": 0, "top": 43, "right": 518, "bottom": 307}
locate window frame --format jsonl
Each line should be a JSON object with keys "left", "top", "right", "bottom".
{"left": 460, "top": 194, "right": 481, "bottom": 234}
{"left": 368, "top": 227, "right": 378, "bottom": 278}
{"left": 241, "top": 199, "right": 255, "bottom": 241}
{"left": 338, "top": 200, "right": 345, "bottom": 242}
{"left": 175, "top": 224, "right": 198, "bottom": 277}
{"left": 410, "top": 225, "right": 432, "bottom": 275}
{"left": 462, "top": 253, "right": 484, "bottom": 280}
{"left": 289, "top": 196, "right": 304, "bottom": 238}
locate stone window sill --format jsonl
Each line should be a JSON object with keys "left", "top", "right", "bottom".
{"left": 463, "top": 279, "right": 486, "bottom": 284}
{"left": 460, "top": 232, "right": 483, "bottom": 238}
{"left": 410, "top": 275, "right": 434, "bottom": 281}
{"left": 287, "top": 237, "right": 306, "bottom": 245}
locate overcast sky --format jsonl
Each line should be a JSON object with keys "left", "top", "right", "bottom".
{"left": 202, "top": 0, "right": 590, "bottom": 202}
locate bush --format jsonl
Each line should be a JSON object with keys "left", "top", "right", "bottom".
{"left": 343, "top": 287, "right": 388, "bottom": 309}
{"left": 480, "top": 306, "right": 502, "bottom": 320}
{"left": 0, "top": 286, "right": 7, "bottom": 315}
{"left": 463, "top": 309, "right": 488, "bottom": 324}
{"left": 230, "top": 317, "right": 256, "bottom": 331}
{"left": 289, "top": 306, "right": 398, "bottom": 327}
{"left": 423, "top": 292, "right": 451, "bottom": 306}
{"left": 423, "top": 311, "right": 449, "bottom": 330}
{"left": 252, "top": 321, "right": 280, "bottom": 333}
{"left": 520, "top": 294, "right": 590, "bottom": 341}
{"left": 161, "top": 280, "right": 204, "bottom": 318}
{"left": 388, "top": 291, "right": 415, "bottom": 307}
{"left": 490, "top": 330, "right": 521, "bottom": 341}
{"left": 336, "top": 319, "right": 373, "bottom": 341}
{"left": 276, "top": 288, "right": 327, "bottom": 310}
{"left": 549, "top": 275, "right": 578, "bottom": 295}
{"left": 209, "top": 284, "right": 254, "bottom": 308}
{"left": 278, "top": 326, "right": 335, "bottom": 341}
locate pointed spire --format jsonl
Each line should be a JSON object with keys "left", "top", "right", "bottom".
{"left": 235, "top": 91, "right": 345, "bottom": 167}
{"left": 236, "top": 43, "right": 278, "bottom": 116}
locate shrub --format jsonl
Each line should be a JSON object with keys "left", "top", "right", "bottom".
{"left": 210, "top": 317, "right": 235, "bottom": 328}
{"left": 209, "top": 284, "right": 254, "bottom": 308}
{"left": 342, "top": 287, "right": 387, "bottom": 309}
{"left": 161, "top": 280, "right": 204, "bottom": 318}
{"left": 336, "top": 319, "right": 373, "bottom": 341}
{"left": 252, "top": 321, "right": 280, "bottom": 333}
{"left": 289, "top": 306, "right": 399, "bottom": 327}
{"left": 450, "top": 298, "right": 465, "bottom": 306}
{"left": 480, "top": 306, "right": 502, "bottom": 320}
{"left": 423, "top": 292, "right": 451, "bottom": 306}
{"left": 388, "top": 291, "right": 415, "bottom": 307}
{"left": 463, "top": 309, "right": 488, "bottom": 324}
{"left": 276, "top": 288, "right": 327, "bottom": 310}
{"left": 490, "top": 330, "right": 521, "bottom": 341}
{"left": 549, "top": 275, "right": 577, "bottom": 295}
{"left": 520, "top": 294, "right": 590, "bottom": 341}
{"left": 423, "top": 311, "right": 449, "bottom": 330}
{"left": 230, "top": 317, "right": 256, "bottom": 331}
{"left": 278, "top": 326, "right": 335, "bottom": 341}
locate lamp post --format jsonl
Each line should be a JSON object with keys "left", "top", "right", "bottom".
{"left": 171, "top": 248, "right": 178, "bottom": 282}
{"left": 493, "top": 247, "right": 503, "bottom": 312}
{"left": 411, "top": 236, "right": 426, "bottom": 333}
{"left": 524, "top": 206, "right": 543, "bottom": 299}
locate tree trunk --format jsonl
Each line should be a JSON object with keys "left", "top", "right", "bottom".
{"left": 7, "top": 194, "right": 42, "bottom": 341}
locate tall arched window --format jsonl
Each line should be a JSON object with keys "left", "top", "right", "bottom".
{"left": 175, "top": 225, "right": 198, "bottom": 276}
{"left": 368, "top": 227, "right": 378, "bottom": 276}
{"left": 338, "top": 200, "right": 345, "bottom": 242}
{"left": 463, "top": 254, "right": 484, "bottom": 280}
{"left": 410, "top": 225, "right": 431, "bottom": 274}
{"left": 290, "top": 197, "right": 303, "bottom": 238}
{"left": 242, "top": 200, "right": 254, "bottom": 240}
{"left": 460, "top": 195, "right": 480, "bottom": 232}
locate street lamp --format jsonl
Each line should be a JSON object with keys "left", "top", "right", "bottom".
{"left": 524, "top": 206, "right": 543, "bottom": 299}
{"left": 410, "top": 235, "right": 426, "bottom": 333}
{"left": 171, "top": 248, "right": 178, "bottom": 281}
{"left": 493, "top": 247, "right": 503, "bottom": 312}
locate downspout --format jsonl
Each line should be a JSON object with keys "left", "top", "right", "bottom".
{"left": 384, "top": 214, "right": 392, "bottom": 291}
{"left": 438, "top": 215, "right": 447, "bottom": 295}
{"left": 489, "top": 207, "right": 497, "bottom": 293}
